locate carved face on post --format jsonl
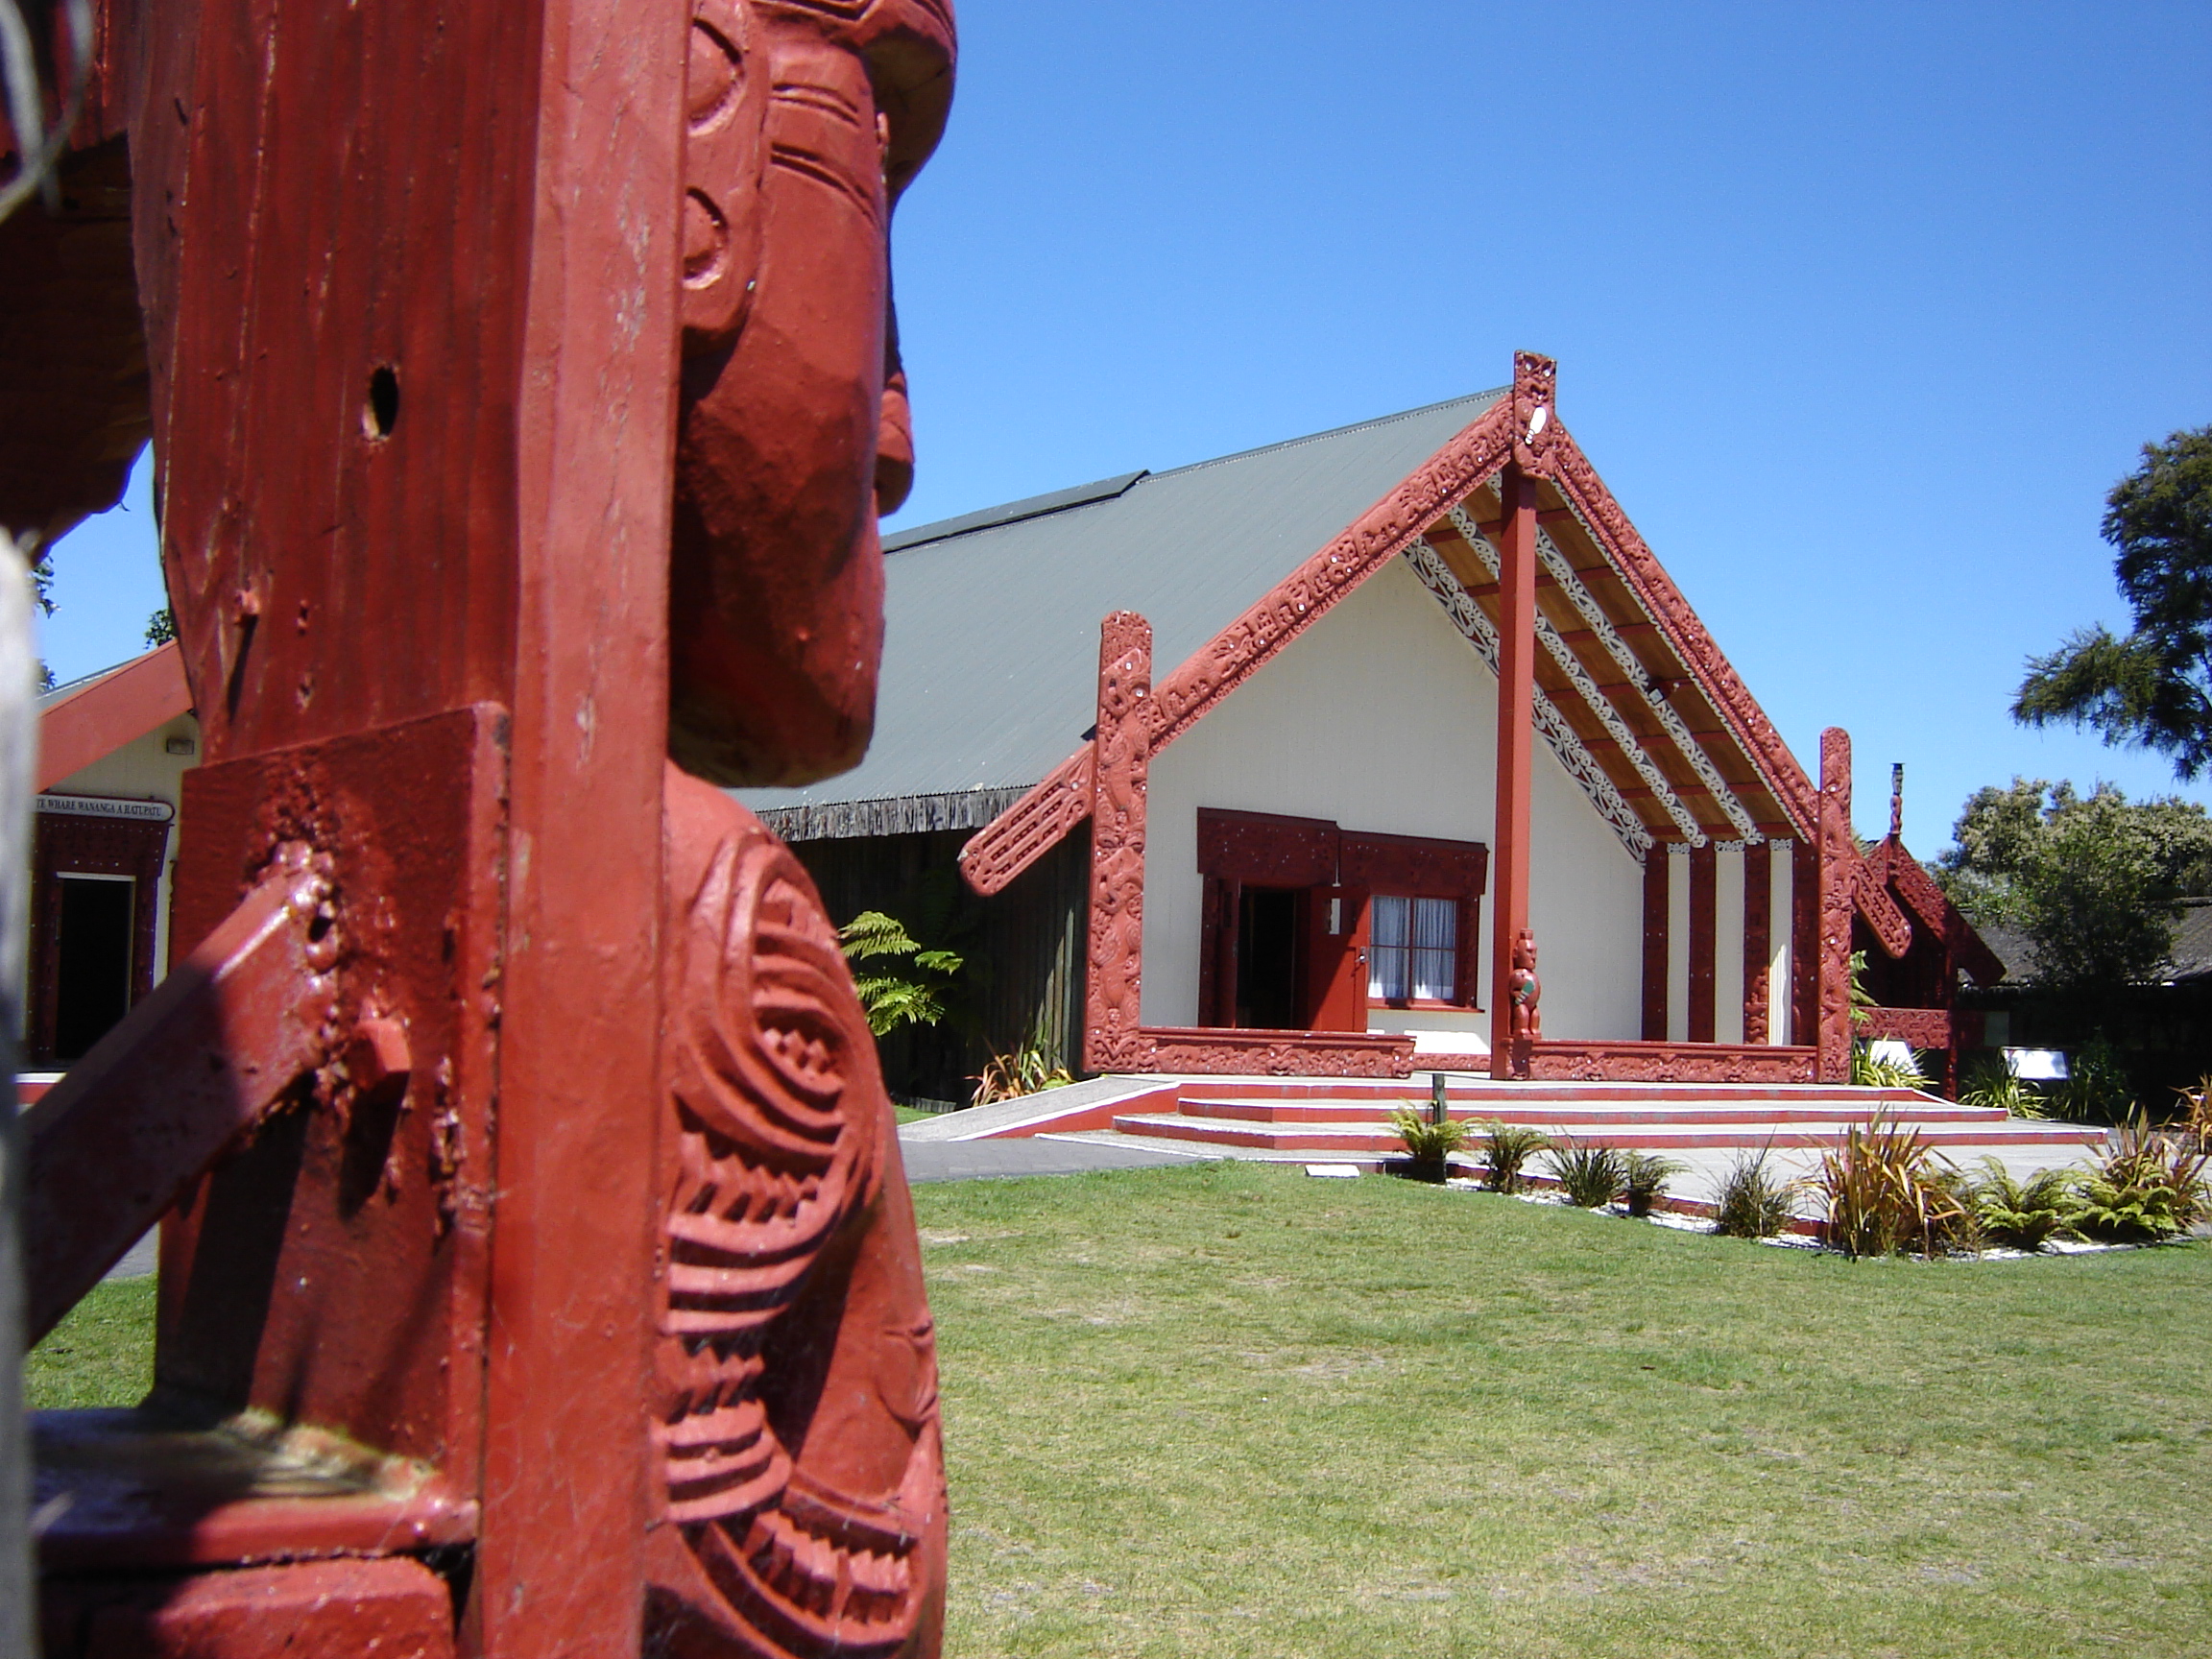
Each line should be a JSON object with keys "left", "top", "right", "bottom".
{"left": 669, "top": 0, "right": 957, "bottom": 787}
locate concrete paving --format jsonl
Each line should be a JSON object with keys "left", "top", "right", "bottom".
{"left": 899, "top": 1132, "right": 1214, "bottom": 1184}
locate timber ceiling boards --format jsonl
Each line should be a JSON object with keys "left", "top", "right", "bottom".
{"left": 1418, "top": 478, "right": 1796, "bottom": 850}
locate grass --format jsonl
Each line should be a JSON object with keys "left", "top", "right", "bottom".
{"left": 23, "top": 1274, "right": 156, "bottom": 1408}
{"left": 25, "top": 1168, "right": 2212, "bottom": 1656}
{"left": 912, "top": 1162, "right": 2212, "bottom": 1657}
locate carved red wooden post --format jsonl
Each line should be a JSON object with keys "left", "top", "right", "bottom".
{"left": 1791, "top": 839, "right": 1818, "bottom": 1047}
{"left": 1488, "top": 364, "right": 1549, "bottom": 1078}
{"left": 1084, "top": 612, "right": 1151, "bottom": 1072}
{"left": 18, "top": 0, "right": 958, "bottom": 1650}
{"left": 1687, "top": 841, "right": 1718, "bottom": 1043}
{"left": 1742, "top": 840, "right": 1771, "bottom": 1045}
{"left": 1640, "top": 849, "right": 1669, "bottom": 1040}
{"left": 1816, "top": 728, "right": 1857, "bottom": 1084}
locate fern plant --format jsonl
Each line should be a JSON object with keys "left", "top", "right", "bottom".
{"left": 839, "top": 909, "right": 966, "bottom": 1037}
{"left": 1543, "top": 1139, "right": 1625, "bottom": 1208}
{"left": 1967, "top": 1159, "right": 2073, "bottom": 1251}
{"left": 1478, "top": 1121, "right": 1551, "bottom": 1194}
{"left": 1389, "top": 1107, "right": 1472, "bottom": 1183}
{"left": 2068, "top": 1111, "right": 2211, "bottom": 1242}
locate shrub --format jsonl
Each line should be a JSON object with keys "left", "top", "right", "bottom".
{"left": 1621, "top": 1151, "right": 1685, "bottom": 1217}
{"left": 1478, "top": 1121, "right": 1551, "bottom": 1194}
{"left": 1967, "top": 1159, "right": 2074, "bottom": 1252}
{"left": 1544, "top": 1139, "right": 1626, "bottom": 1209}
{"left": 2051, "top": 1035, "right": 2133, "bottom": 1123}
{"left": 2175, "top": 1073, "right": 2212, "bottom": 1152}
{"left": 1960, "top": 1053, "right": 2051, "bottom": 1119}
{"left": 1711, "top": 1151, "right": 1801, "bottom": 1239}
{"left": 2068, "top": 1111, "right": 2211, "bottom": 1242}
{"left": 1852, "top": 1043, "right": 1931, "bottom": 1092}
{"left": 1817, "top": 1115, "right": 1977, "bottom": 1259}
{"left": 969, "top": 1042, "right": 1074, "bottom": 1106}
{"left": 1388, "top": 1107, "right": 1472, "bottom": 1183}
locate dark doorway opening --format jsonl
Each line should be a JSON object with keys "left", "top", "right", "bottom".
{"left": 1236, "top": 886, "right": 1303, "bottom": 1029}
{"left": 55, "top": 875, "right": 134, "bottom": 1061}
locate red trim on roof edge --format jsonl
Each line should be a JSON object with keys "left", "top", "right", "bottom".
{"left": 36, "top": 642, "right": 191, "bottom": 794}
{"left": 958, "top": 397, "right": 1518, "bottom": 897}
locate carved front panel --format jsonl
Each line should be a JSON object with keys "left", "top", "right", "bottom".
{"left": 1194, "top": 808, "right": 1339, "bottom": 889}
{"left": 1084, "top": 613, "right": 1151, "bottom": 1074}
{"left": 649, "top": 771, "right": 944, "bottom": 1659}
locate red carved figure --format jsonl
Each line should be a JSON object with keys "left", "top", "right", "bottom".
{"left": 1508, "top": 928, "right": 1542, "bottom": 1042}
{"left": 17, "top": 0, "right": 958, "bottom": 1649}
{"left": 670, "top": 0, "right": 957, "bottom": 786}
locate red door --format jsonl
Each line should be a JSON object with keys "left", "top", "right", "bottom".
{"left": 1303, "top": 885, "right": 1370, "bottom": 1031}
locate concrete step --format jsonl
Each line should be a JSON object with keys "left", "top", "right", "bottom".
{"left": 1166, "top": 1075, "right": 1937, "bottom": 1107}
{"left": 1174, "top": 1096, "right": 2012, "bottom": 1128}
{"left": 1108, "top": 1111, "right": 2106, "bottom": 1155}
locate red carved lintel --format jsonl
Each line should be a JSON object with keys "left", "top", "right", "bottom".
{"left": 1083, "top": 613, "right": 1152, "bottom": 1073}
{"left": 960, "top": 394, "right": 1517, "bottom": 895}
{"left": 1858, "top": 1006, "right": 1959, "bottom": 1050}
{"left": 1524, "top": 1040, "right": 1817, "bottom": 1085}
{"left": 21, "top": 850, "right": 342, "bottom": 1343}
{"left": 1123, "top": 1025, "right": 1415, "bottom": 1078}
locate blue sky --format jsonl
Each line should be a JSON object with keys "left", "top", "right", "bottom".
{"left": 43, "top": 0, "right": 2211, "bottom": 851}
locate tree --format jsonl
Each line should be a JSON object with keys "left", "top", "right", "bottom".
{"left": 2014, "top": 426, "right": 2212, "bottom": 780}
{"left": 1938, "top": 779, "right": 2212, "bottom": 991}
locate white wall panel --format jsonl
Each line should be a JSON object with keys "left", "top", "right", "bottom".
{"left": 1715, "top": 844, "right": 1744, "bottom": 1045}
{"left": 1142, "top": 558, "right": 1643, "bottom": 1039}
{"left": 1770, "top": 842, "right": 1794, "bottom": 1045}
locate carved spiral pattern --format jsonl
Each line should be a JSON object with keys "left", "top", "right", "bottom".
{"left": 653, "top": 781, "right": 942, "bottom": 1658}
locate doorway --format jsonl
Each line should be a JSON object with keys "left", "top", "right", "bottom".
{"left": 1235, "top": 886, "right": 1302, "bottom": 1029}
{"left": 54, "top": 874, "right": 135, "bottom": 1060}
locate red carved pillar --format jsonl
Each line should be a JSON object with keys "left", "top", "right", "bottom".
{"left": 1743, "top": 839, "right": 1772, "bottom": 1046}
{"left": 1791, "top": 839, "right": 1817, "bottom": 1047}
{"left": 1084, "top": 613, "right": 1152, "bottom": 1072}
{"left": 1687, "top": 841, "right": 1717, "bottom": 1044}
{"left": 1816, "top": 728, "right": 1856, "bottom": 1083}
{"left": 1488, "top": 462, "right": 1538, "bottom": 1077}
{"left": 1641, "top": 849, "right": 1670, "bottom": 1040}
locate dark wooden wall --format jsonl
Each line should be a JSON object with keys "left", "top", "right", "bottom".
{"left": 790, "top": 822, "right": 1090, "bottom": 1101}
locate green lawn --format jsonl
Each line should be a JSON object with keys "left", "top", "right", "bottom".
{"left": 915, "top": 1161, "right": 2212, "bottom": 1658}
{"left": 25, "top": 1165, "right": 2211, "bottom": 1656}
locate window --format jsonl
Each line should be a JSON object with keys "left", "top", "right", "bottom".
{"left": 1368, "top": 895, "right": 1456, "bottom": 1002}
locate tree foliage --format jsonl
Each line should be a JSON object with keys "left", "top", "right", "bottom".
{"left": 1937, "top": 779, "right": 2212, "bottom": 990}
{"left": 2014, "top": 426, "right": 2212, "bottom": 780}
{"left": 838, "top": 908, "right": 966, "bottom": 1038}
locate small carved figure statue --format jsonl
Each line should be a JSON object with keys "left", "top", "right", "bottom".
{"left": 1508, "top": 928, "right": 1542, "bottom": 1043}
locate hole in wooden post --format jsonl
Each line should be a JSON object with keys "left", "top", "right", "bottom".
{"left": 366, "top": 366, "right": 400, "bottom": 438}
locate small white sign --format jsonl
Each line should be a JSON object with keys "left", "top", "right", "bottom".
{"left": 2004, "top": 1047, "right": 2070, "bottom": 1082}
{"left": 1304, "top": 1163, "right": 1362, "bottom": 1179}
{"left": 36, "top": 793, "right": 175, "bottom": 823}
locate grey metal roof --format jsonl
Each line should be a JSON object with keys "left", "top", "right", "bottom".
{"left": 737, "top": 389, "right": 1506, "bottom": 831}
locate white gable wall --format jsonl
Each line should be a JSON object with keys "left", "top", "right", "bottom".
{"left": 1141, "top": 557, "right": 1644, "bottom": 1041}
